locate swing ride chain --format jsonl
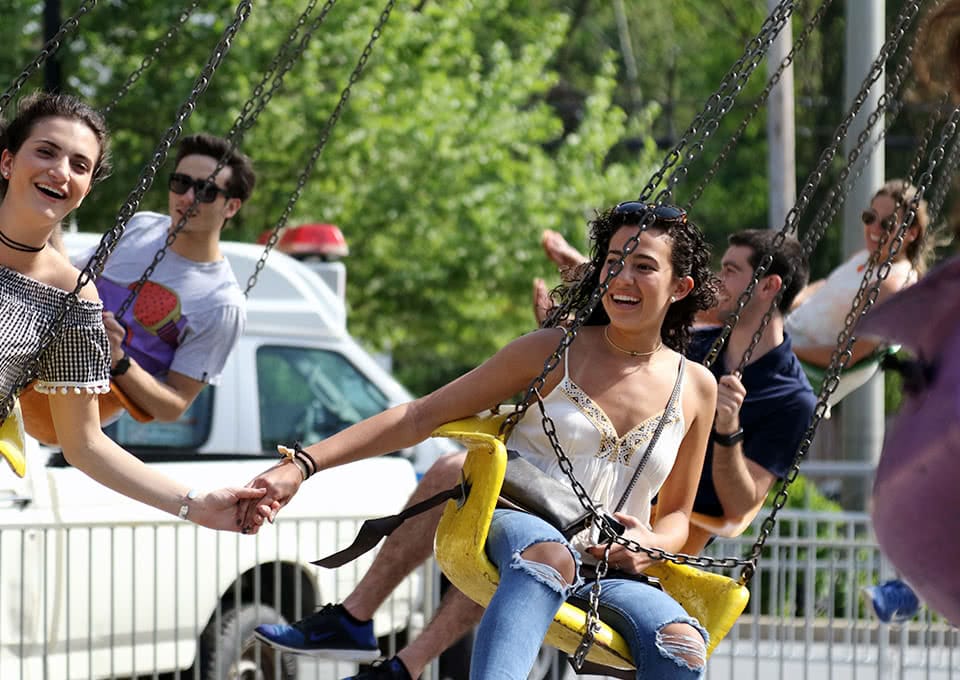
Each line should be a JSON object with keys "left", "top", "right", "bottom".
{"left": 647, "top": 5, "right": 798, "bottom": 206}
{"left": 115, "top": 0, "right": 341, "bottom": 319}
{"left": 795, "top": 42, "right": 928, "bottom": 278}
{"left": 102, "top": 0, "right": 202, "bottom": 116}
{"left": 0, "top": 1, "right": 253, "bottom": 423}
{"left": 781, "top": 34, "right": 918, "bottom": 250}
{"left": 540, "top": 2, "right": 796, "bottom": 351}
{"left": 637, "top": 0, "right": 796, "bottom": 203}
{"left": 927, "top": 101, "right": 960, "bottom": 222}
{"left": 226, "top": 0, "right": 330, "bottom": 142}
{"left": 684, "top": 0, "right": 835, "bottom": 211}
{"left": 0, "top": 0, "right": 99, "bottom": 116}
{"left": 742, "top": 100, "right": 960, "bottom": 585}
{"left": 702, "top": 0, "right": 921, "bottom": 374}
{"left": 246, "top": 0, "right": 397, "bottom": 295}
{"left": 572, "top": 542, "right": 613, "bottom": 669}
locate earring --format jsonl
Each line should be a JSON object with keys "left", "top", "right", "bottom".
{"left": 670, "top": 295, "right": 676, "bottom": 303}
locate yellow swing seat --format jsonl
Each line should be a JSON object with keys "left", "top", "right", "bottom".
{"left": 431, "top": 415, "right": 750, "bottom": 670}
{"left": 0, "top": 398, "right": 27, "bottom": 478}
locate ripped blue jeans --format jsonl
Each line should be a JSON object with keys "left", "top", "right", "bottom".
{"left": 471, "top": 509, "right": 707, "bottom": 680}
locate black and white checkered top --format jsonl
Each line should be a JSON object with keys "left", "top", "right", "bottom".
{"left": 1, "top": 266, "right": 110, "bottom": 424}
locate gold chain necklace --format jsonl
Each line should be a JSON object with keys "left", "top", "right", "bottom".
{"left": 603, "top": 326, "right": 662, "bottom": 358}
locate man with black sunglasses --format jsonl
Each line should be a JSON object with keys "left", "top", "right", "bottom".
{"left": 72, "top": 133, "right": 256, "bottom": 422}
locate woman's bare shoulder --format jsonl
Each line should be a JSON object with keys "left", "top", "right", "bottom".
{"left": 46, "top": 251, "right": 100, "bottom": 303}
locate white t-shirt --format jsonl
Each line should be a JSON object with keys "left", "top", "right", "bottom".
{"left": 73, "top": 211, "right": 245, "bottom": 384}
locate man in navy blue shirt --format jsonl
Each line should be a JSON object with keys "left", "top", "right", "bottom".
{"left": 680, "top": 229, "right": 816, "bottom": 553}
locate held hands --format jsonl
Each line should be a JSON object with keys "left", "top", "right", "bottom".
{"left": 715, "top": 373, "right": 746, "bottom": 434}
{"left": 585, "top": 512, "right": 658, "bottom": 574}
{"left": 190, "top": 486, "right": 271, "bottom": 532}
{"left": 235, "top": 461, "right": 305, "bottom": 534}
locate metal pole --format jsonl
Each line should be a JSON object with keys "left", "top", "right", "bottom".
{"left": 840, "top": 0, "right": 885, "bottom": 510}
{"left": 767, "top": 0, "right": 796, "bottom": 230}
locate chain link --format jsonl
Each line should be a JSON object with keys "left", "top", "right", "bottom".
{"left": 245, "top": 0, "right": 397, "bottom": 294}
{"left": 101, "top": 1, "right": 201, "bottom": 116}
{"left": 0, "top": 0, "right": 254, "bottom": 424}
{"left": 702, "top": 0, "right": 921, "bottom": 373}
{"left": 112, "top": 0, "right": 339, "bottom": 322}
{"left": 0, "top": 0, "right": 99, "bottom": 116}
{"left": 684, "top": 0, "right": 835, "bottom": 211}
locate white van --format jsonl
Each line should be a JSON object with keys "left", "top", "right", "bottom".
{"left": 0, "top": 231, "right": 451, "bottom": 679}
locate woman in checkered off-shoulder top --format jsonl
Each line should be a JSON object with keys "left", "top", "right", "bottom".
{"left": 0, "top": 92, "right": 266, "bottom": 531}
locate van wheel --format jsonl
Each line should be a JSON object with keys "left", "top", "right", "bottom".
{"left": 199, "top": 604, "right": 298, "bottom": 680}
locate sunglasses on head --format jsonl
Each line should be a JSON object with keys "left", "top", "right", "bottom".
{"left": 611, "top": 201, "right": 687, "bottom": 226}
{"left": 861, "top": 209, "right": 898, "bottom": 230}
{"left": 168, "top": 172, "right": 229, "bottom": 203}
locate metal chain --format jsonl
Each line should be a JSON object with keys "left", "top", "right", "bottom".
{"left": 683, "top": 0, "right": 835, "bottom": 211}
{"left": 112, "top": 0, "right": 338, "bottom": 322}
{"left": 637, "top": 1, "right": 796, "bottom": 203}
{"left": 701, "top": 0, "right": 921, "bottom": 373}
{"left": 791, "top": 54, "right": 926, "bottom": 285}
{"left": 101, "top": 1, "right": 202, "bottom": 116}
{"left": 926, "top": 101, "right": 960, "bottom": 223}
{"left": 0, "top": 0, "right": 99, "bottom": 115}
{"left": 648, "top": 6, "right": 797, "bottom": 206}
{"left": 0, "top": 0, "right": 253, "bottom": 423}
{"left": 245, "top": 0, "right": 397, "bottom": 294}
{"left": 532, "top": 2, "right": 797, "bottom": 412}
{"left": 743, "top": 101, "right": 960, "bottom": 584}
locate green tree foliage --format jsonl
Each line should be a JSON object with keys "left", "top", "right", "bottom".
{"left": 5, "top": 0, "right": 660, "bottom": 394}
{"left": 4, "top": 1, "right": 943, "bottom": 395}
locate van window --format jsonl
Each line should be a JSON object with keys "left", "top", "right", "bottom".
{"left": 257, "top": 346, "right": 390, "bottom": 451}
{"left": 105, "top": 387, "right": 214, "bottom": 451}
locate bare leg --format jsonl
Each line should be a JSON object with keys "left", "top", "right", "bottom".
{"left": 342, "top": 453, "right": 466, "bottom": 620}
{"left": 396, "top": 588, "right": 484, "bottom": 679}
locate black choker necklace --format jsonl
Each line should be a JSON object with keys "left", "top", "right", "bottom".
{"left": 0, "top": 230, "right": 45, "bottom": 253}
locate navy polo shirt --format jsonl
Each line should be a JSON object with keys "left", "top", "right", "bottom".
{"left": 687, "top": 326, "right": 816, "bottom": 517}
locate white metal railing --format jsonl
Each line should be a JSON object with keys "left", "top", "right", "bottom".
{"left": 1, "top": 511, "right": 956, "bottom": 680}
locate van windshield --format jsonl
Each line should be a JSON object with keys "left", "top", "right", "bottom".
{"left": 257, "top": 345, "right": 390, "bottom": 452}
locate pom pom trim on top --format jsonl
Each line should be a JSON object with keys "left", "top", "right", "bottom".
{"left": 33, "top": 380, "right": 112, "bottom": 395}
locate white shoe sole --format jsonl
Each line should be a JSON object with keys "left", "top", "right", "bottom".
{"left": 253, "top": 631, "right": 381, "bottom": 661}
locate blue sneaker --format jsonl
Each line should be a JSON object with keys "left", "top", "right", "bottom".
{"left": 344, "top": 656, "right": 414, "bottom": 680}
{"left": 863, "top": 579, "right": 921, "bottom": 623}
{"left": 254, "top": 603, "right": 380, "bottom": 660}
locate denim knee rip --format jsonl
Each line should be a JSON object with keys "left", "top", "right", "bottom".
{"left": 509, "top": 538, "right": 583, "bottom": 595}
{"left": 655, "top": 617, "right": 708, "bottom": 672}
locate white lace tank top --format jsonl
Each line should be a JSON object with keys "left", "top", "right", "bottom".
{"left": 786, "top": 249, "right": 917, "bottom": 348}
{"left": 506, "top": 348, "right": 687, "bottom": 549}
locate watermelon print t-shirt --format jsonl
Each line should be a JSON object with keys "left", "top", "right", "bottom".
{"left": 73, "top": 212, "right": 245, "bottom": 385}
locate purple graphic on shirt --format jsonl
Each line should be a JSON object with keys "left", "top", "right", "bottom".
{"left": 96, "top": 278, "right": 186, "bottom": 377}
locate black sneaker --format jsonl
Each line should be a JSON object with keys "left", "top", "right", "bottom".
{"left": 345, "top": 656, "right": 414, "bottom": 680}
{"left": 254, "top": 603, "right": 380, "bottom": 660}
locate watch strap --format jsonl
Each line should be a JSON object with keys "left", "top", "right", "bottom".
{"left": 111, "top": 353, "right": 131, "bottom": 377}
{"left": 712, "top": 427, "right": 745, "bottom": 447}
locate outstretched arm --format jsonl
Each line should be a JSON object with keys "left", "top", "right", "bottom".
{"left": 236, "top": 328, "right": 566, "bottom": 531}
{"left": 48, "top": 391, "right": 265, "bottom": 531}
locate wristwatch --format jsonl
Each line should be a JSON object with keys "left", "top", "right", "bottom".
{"left": 178, "top": 489, "right": 199, "bottom": 520}
{"left": 111, "top": 353, "right": 131, "bottom": 377}
{"left": 712, "top": 427, "right": 745, "bottom": 447}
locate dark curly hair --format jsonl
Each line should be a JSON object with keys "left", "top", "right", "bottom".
{"left": 547, "top": 204, "right": 719, "bottom": 354}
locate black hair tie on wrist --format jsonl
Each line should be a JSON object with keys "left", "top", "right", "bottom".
{"left": 292, "top": 441, "right": 317, "bottom": 478}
